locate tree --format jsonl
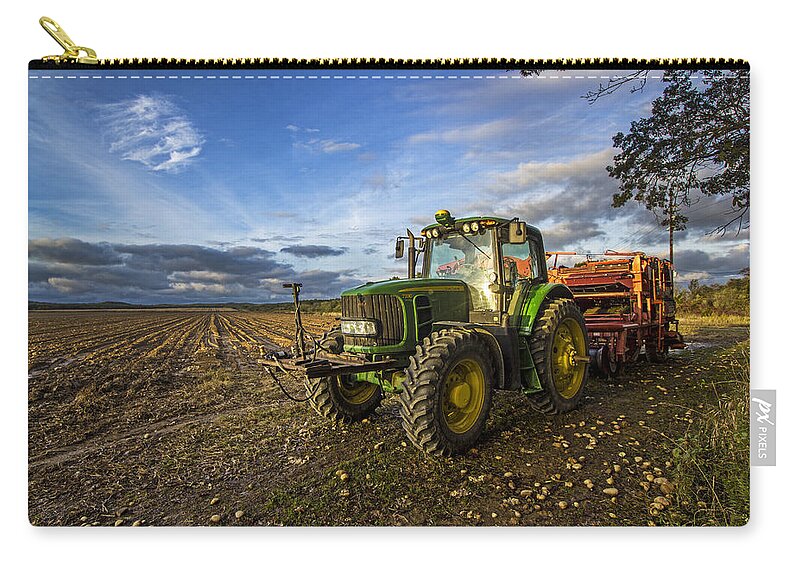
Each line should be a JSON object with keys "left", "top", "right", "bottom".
{"left": 601, "top": 70, "right": 749, "bottom": 261}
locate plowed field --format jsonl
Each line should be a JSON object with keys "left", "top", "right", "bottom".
{"left": 28, "top": 310, "right": 749, "bottom": 526}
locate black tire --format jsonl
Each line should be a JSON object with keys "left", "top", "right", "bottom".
{"left": 606, "top": 352, "right": 625, "bottom": 377}
{"left": 304, "top": 374, "right": 381, "bottom": 423}
{"left": 645, "top": 339, "right": 668, "bottom": 363}
{"left": 319, "top": 325, "right": 344, "bottom": 354}
{"left": 528, "top": 298, "right": 590, "bottom": 415}
{"left": 597, "top": 344, "right": 624, "bottom": 379}
{"left": 399, "top": 329, "right": 496, "bottom": 456}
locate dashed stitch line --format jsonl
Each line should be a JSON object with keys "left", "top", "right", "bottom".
{"left": 28, "top": 73, "right": 730, "bottom": 81}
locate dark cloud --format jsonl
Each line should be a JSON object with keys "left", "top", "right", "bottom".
{"left": 28, "top": 238, "right": 357, "bottom": 303}
{"left": 29, "top": 238, "right": 122, "bottom": 266}
{"left": 683, "top": 196, "right": 750, "bottom": 238}
{"left": 116, "top": 244, "right": 283, "bottom": 277}
{"left": 539, "top": 221, "right": 605, "bottom": 252}
{"left": 251, "top": 235, "right": 304, "bottom": 244}
{"left": 261, "top": 269, "right": 362, "bottom": 298}
{"left": 464, "top": 151, "right": 750, "bottom": 273}
{"left": 280, "top": 245, "right": 348, "bottom": 258}
{"left": 484, "top": 150, "right": 623, "bottom": 225}
{"left": 673, "top": 245, "right": 750, "bottom": 278}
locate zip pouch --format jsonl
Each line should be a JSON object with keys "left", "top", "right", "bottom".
{"left": 28, "top": 17, "right": 751, "bottom": 527}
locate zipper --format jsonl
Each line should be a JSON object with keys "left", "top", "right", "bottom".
{"left": 31, "top": 16, "right": 749, "bottom": 71}
{"left": 38, "top": 17, "right": 98, "bottom": 65}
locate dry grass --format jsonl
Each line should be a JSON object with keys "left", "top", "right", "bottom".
{"left": 663, "top": 343, "right": 750, "bottom": 526}
{"left": 679, "top": 314, "right": 750, "bottom": 327}
{"left": 192, "top": 368, "right": 234, "bottom": 406}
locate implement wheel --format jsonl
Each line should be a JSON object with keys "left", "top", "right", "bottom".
{"left": 304, "top": 374, "right": 381, "bottom": 423}
{"left": 528, "top": 298, "right": 590, "bottom": 414}
{"left": 645, "top": 339, "right": 668, "bottom": 363}
{"left": 399, "top": 329, "right": 495, "bottom": 456}
{"left": 605, "top": 352, "right": 624, "bottom": 378}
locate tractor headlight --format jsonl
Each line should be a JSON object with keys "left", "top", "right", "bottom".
{"left": 470, "top": 221, "right": 480, "bottom": 232}
{"left": 340, "top": 319, "right": 379, "bottom": 337}
{"left": 432, "top": 228, "right": 441, "bottom": 238}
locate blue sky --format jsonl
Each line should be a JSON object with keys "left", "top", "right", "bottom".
{"left": 28, "top": 68, "right": 749, "bottom": 303}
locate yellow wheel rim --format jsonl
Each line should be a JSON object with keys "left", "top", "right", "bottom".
{"left": 336, "top": 376, "right": 379, "bottom": 405}
{"left": 441, "top": 358, "right": 485, "bottom": 434}
{"left": 551, "top": 318, "right": 588, "bottom": 399}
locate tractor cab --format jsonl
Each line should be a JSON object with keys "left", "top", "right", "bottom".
{"left": 418, "top": 210, "right": 548, "bottom": 322}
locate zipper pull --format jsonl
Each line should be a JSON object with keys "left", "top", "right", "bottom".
{"left": 39, "top": 16, "right": 98, "bottom": 64}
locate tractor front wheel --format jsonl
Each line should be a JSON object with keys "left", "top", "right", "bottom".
{"left": 528, "top": 298, "right": 590, "bottom": 414}
{"left": 304, "top": 374, "right": 381, "bottom": 423}
{"left": 399, "top": 329, "right": 495, "bottom": 456}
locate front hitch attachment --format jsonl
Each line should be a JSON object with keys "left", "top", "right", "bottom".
{"left": 283, "top": 282, "right": 307, "bottom": 358}
{"left": 260, "top": 281, "right": 400, "bottom": 400}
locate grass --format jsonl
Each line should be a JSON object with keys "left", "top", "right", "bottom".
{"left": 678, "top": 314, "right": 750, "bottom": 327}
{"left": 661, "top": 342, "right": 750, "bottom": 526}
{"left": 192, "top": 368, "right": 234, "bottom": 406}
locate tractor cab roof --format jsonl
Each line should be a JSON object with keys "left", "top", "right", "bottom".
{"left": 421, "top": 215, "right": 511, "bottom": 232}
{"left": 420, "top": 213, "right": 542, "bottom": 242}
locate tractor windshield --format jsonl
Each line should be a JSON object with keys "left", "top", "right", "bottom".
{"left": 427, "top": 230, "right": 496, "bottom": 311}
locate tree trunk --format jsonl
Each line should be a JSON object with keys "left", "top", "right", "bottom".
{"left": 668, "top": 191, "right": 675, "bottom": 264}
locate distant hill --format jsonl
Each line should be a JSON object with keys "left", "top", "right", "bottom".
{"left": 29, "top": 301, "right": 143, "bottom": 310}
{"left": 28, "top": 298, "right": 341, "bottom": 313}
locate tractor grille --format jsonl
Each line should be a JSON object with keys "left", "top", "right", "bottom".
{"left": 341, "top": 294, "right": 404, "bottom": 347}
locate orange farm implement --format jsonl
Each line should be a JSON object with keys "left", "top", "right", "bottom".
{"left": 547, "top": 251, "right": 685, "bottom": 377}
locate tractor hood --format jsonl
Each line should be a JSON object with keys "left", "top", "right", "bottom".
{"left": 342, "top": 278, "right": 469, "bottom": 298}
{"left": 342, "top": 278, "right": 471, "bottom": 326}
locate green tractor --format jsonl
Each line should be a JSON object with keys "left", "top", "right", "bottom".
{"left": 263, "top": 210, "right": 590, "bottom": 456}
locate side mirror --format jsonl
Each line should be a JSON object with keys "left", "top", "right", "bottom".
{"left": 395, "top": 237, "right": 405, "bottom": 259}
{"left": 509, "top": 221, "right": 527, "bottom": 244}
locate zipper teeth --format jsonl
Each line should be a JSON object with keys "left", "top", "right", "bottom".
{"left": 31, "top": 57, "right": 750, "bottom": 69}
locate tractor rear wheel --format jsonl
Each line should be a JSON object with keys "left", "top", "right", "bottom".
{"left": 528, "top": 298, "right": 590, "bottom": 414}
{"left": 304, "top": 374, "right": 381, "bottom": 423}
{"left": 399, "top": 329, "right": 495, "bottom": 456}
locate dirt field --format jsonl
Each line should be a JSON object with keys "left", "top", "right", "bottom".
{"left": 27, "top": 310, "right": 749, "bottom": 526}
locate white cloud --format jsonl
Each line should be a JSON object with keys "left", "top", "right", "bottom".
{"left": 47, "top": 277, "right": 91, "bottom": 294}
{"left": 286, "top": 124, "right": 320, "bottom": 133}
{"left": 101, "top": 94, "right": 204, "bottom": 172}
{"left": 319, "top": 139, "right": 361, "bottom": 153}
{"left": 169, "top": 282, "right": 232, "bottom": 294}
{"left": 409, "top": 118, "right": 517, "bottom": 145}
{"left": 286, "top": 124, "right": 361, "bottom": 154}
{"left": 674, "top": 271, "right": 712, "bottom": 283}
{"left": 490, "top": 149, "right": 616, "bottom": 193}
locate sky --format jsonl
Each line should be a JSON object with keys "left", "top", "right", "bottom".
{"left": 28, "top": 68, "right": 750, "bottom": 304}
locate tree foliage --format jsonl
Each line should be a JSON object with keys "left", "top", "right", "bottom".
{"left": 606, "top": 70, "right": 750, "bottom": 235}
{"left": 676, "top": 274, "right": 749, "bottom": 316}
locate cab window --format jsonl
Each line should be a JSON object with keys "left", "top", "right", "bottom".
{"left": 501, "top": 241, "right": 538, "bottom": 285}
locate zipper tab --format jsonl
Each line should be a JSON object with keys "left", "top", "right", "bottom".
{"left": 39, "top": 16, "right": 98, "bottom": 65}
